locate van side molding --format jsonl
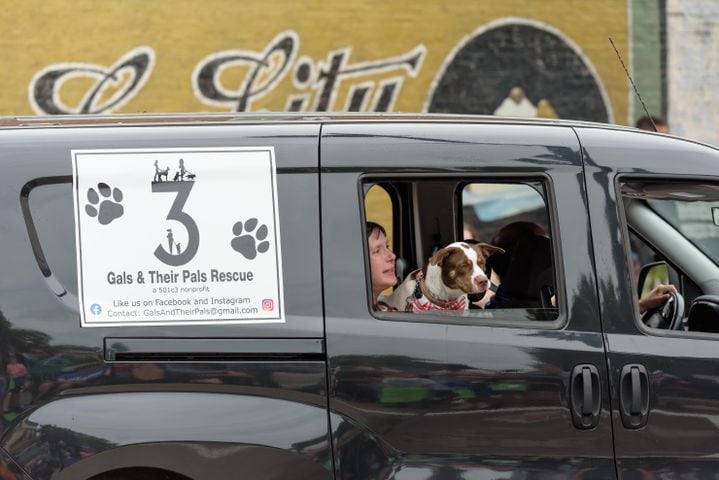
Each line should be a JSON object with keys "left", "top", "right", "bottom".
{"left": 104, "top": 338, "right": 325, "bottom": 362}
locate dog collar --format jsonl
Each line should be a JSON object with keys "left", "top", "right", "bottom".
{"left": 409, "top": 270, "right": 466, "bottom": 311}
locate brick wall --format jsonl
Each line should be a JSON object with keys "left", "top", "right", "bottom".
{"left": 666, "top": 0, "right": 719, "bottom": 145}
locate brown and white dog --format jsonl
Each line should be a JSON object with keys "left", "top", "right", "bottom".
{"left": 386, "top": 241, "right": 504, "bottom": 312}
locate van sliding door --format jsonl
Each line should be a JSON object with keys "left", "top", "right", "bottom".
{"left": 321, "top": 121, "right": 615, "bottom": 479}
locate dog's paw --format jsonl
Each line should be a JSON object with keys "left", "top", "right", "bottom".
{"left": 85, "top": 182, "right": 124, "bottom": 225}
{"left": 231, "top": 218, "right": 270, "bottom": 260}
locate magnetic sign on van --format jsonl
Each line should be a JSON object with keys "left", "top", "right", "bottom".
{"left": 72, "top": 147, "right": 284, "bottom": 327}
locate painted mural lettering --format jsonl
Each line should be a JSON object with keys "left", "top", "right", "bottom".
{"left": 193, "top": 30, "right": 426, "bottom": 112}
{"left": 301, "top": 45, "right": 425, "bottom": 112}
{"left": 29, "top": 47, "right": 154, "bottom": 115}
{"left": 192, "top": 32, "right": 298, "bottom": 112}
{"left": 25, "top": 22, "right": 610, "bottom": 122}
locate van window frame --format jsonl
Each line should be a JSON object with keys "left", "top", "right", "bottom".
{"left": 360, "top": 172, "right": 566, "bottom": 329}
{"left": 616, "top": 173, "right": 719, "bottom": 339}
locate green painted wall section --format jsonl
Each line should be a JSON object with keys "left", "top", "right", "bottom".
{"left": 632, "top": 0, "right": 664, "bottom": 122}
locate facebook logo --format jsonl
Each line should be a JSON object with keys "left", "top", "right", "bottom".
{"left": 90, "top": 304, "right": 102, "bottom": 315}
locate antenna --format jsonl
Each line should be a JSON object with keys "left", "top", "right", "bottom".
{"left": 609, "top": 37, "right": 658, "bottom": 132}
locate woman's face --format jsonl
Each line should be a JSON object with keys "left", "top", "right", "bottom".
{"left": 368, "top": 228, "right": 397, "bottom": 297}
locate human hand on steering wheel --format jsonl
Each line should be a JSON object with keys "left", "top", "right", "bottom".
{"left": 640, "top": 284, "right": 685, "bottom": 330}
{"left": 639, "top": 284, "right": 677, "bottom": 314}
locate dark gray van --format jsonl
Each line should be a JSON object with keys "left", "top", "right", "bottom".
{"left": 0, "top": 114, "right": 718, "bottom": 480}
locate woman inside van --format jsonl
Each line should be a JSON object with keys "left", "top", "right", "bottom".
{"left": 366, "top": 222, "right": 397, "bottom": 311}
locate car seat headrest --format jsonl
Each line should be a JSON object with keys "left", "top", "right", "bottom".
{"left": 497, "top": 235, "right": 554, "bottom": 308}
{"left": 395, "top": 256, "right": 410, "bottom": 286}
{"left": 687, "top": 295, "right": 719, "bottom": 333}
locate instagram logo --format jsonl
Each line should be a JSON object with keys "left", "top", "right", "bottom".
{"left": 262, "top": 299, "right": 274, "bottom": 311}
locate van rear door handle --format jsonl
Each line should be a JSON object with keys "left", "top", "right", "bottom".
{"left": 570, "top": 364, "right": 601, "bottom": 429}
{"left": 619, "top": 364, "right": 650, "bottom": 429}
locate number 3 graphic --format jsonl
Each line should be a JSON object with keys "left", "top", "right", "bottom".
{"left": 152, "top": 182, "right": 199, "bottom": 266}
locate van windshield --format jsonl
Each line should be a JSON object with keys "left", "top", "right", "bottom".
{"left": 647, "top": 198, "right": 719, "bottom": 266}
{"left": 621, "top": 182, "right": 719, "bottom": 266}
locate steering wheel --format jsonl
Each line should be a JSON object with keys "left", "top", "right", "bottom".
{"left": 642, "top": 290, "right": 685, "bottom": 330}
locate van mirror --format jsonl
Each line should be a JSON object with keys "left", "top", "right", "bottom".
{"left": 713, "top": 207, "right": 719, "bottom": 226}
{"left": 637, "top": 261, "right": 670, "bottom": 298}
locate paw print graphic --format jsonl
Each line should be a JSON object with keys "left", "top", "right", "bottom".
{"left": 231, "top": 218, "right": 270, "bottom": 260}
{"left": 85, "top": 182, "right": 124, "bottom": 225}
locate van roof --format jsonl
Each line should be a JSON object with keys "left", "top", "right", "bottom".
{"left": 0, "top": 112, "right": 639, "bottom": 133}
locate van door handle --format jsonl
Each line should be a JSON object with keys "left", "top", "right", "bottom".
{"left": 570, "top": 364, "right": 601, "bottom": 429}
{"left": 619, "top": 364, "right": 650, "bottom": 429}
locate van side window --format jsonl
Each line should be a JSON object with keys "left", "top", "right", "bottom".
{"left": 363, "top": 178, "right": 559, "bottom": 323}
{"left": 620, "top": 180, "right": 719, "bottom": 334}
{"left": 22, "top": 181, "right": 78, "bottom": 311}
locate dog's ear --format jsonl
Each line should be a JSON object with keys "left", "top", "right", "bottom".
{"left": 472, "top": 243, "right": 505, "bottom": 262}
{"left": 429, "top": 247, "right": 455, "bottom": 267}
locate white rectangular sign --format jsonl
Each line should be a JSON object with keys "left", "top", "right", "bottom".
{"left": 72, "top": 147, "right": 284, "bottom": 327}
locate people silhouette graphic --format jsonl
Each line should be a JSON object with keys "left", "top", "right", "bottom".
{"left": 153, "top": 160, "right": 169, "bottom": 182}
{"left": 178, "top": 158, "right": 187, "bottom": 181}
{"left": 167, "top": 229, "right": 174, "bottom": 254}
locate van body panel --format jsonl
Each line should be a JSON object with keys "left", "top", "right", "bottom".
{"left": 0, "top": 122, "right": 330, "bottom": 479}
{"left": 55, "top": 442, "right": 333, "bottom": 480}
{"left": 0, "top": 123, "right": 323, "bottom": 338}
{"left": 4, "top": 386, "right": 331, "bottom": 478}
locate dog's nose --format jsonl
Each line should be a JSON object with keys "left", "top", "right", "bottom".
{"left": 475, "top": 275, "right": 489, "bottom": 290}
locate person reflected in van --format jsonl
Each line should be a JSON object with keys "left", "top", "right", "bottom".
{"left": 366, "top": 222, "right": 398, "bottom": 311}
{"left": 5, "top": 355, "right": 29, "bottom": 411}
